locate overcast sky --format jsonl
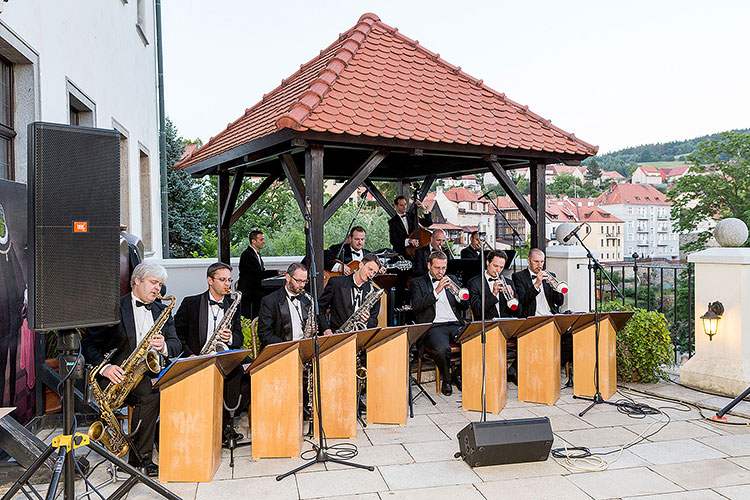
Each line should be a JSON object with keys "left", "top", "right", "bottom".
{"left": 162, "top": 0, "right": 749, "bottom": 155}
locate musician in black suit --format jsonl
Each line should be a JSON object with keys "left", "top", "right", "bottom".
{"left": 320, "top": 253, "right": 381, "bottom": 334}
{"left": 388, "top": 195, "right": 432, "bottom": 258}
{"left": 512, "top": 248, "right": 565, "bottom": 318}
{"left": 460, "top": 231, "right": 481, "bottom": 260}
{"left": 237, "top": 230, "right": 279, "bottom": 319}
{"left": 257, "top": 262, "right": 314, "bottom": 347}
{"left": 82, "top": 262, "right": 182, "bottom": 476}
{"left": 467, "top": 250, "right": 519, "bottom": 320}
{"left": 174, "top": 262, "right": 245, "bottom": 443}
{"left": 410, "top": 250, "right": 469, "bottom": 396}
{"left": 413, "top": 228, "right": 450, "bottom": 277}
{"left": 324, "top": 226, "right": 371, "bottom": 275}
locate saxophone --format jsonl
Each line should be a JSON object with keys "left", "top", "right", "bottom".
{"left": 87, "top": 295, "right": 176, "bottom": 457}
{"left": 200, "top": 291, "right": 242, "bottom": 355}
{"left": 336, "top": 283, "right": 384, "bottom": 333}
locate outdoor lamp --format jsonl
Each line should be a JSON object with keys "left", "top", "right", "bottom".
{"left": 701, "top": 301, "right": 724, "bottom": 341}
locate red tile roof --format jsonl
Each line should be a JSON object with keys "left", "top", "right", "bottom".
{"left": 432, "top": 222, "right": 462, "bottom": 231}
{"left": 177, "top": 13, "right": 598, "bottom": 170}
{"left": 601, "top": 170, "right": 624, "bottom": 179}
{"left": 179, "top": 143, "right": 199, "bottom": 162}
{"left": 662, "top": 165, "right": 690, "bottom": 177}
{"left": 579, "top": 207, "right": 623, "bottom": 223}
{"left": 443, "top": 187, "right": 480, "bottom": 203}
{"left": 636, "top": 165, "right": 661, "bottom": 175}
{"left": 595, "top": 183, "right": 671, "bottom": 206}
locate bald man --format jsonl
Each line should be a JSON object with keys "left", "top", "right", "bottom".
{"left": 413, "top": 229, "right": 451, "bottom": 277}
{"left": 511, "top": 248, "right": 565, "bottom": 318}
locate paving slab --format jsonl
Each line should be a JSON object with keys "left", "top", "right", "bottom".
{"left": 698, "top": 432, "right": 750, "bottom": 456}
{"left": 475, "top": 475, "right": 592, "bottom": 500}
{"left": 622, "top": 489, "right": 726, "bottom": 500}
{"left": 195, "top": 475, "right": 299, "bottom": 500}
{"left": 402, "top": 441, "right": 461, "bottom": 463}
{"left": 556, "top": 425, "right": 641, "bottom": 448}
{"left": 364, "top": 423, "right": 449, "bottom": 445}
{"left": 377, "top": 460, "right": 479, "bottom": 490}
{"left": 325, "top": 444, "right": 413, "bottom": 470}
{"left": 566, "top": 466, "right": 682, "bottom": 499}
{"left": 471, "top": 458, "right": 568, "bottom": 482}
{"left": 628, "top": 438, "right": 727, "bottom": 464}
{"left": 714, "top": 483, "right": 750, "bottom": 499}
{"left": 296, "top": 469, "right": 388, "bottom": 499}
{"left": 649, "top": 458, "right": 750, "bottom": 490}
{"left": 375, "top": 484, "right": 484, "bottom": 500}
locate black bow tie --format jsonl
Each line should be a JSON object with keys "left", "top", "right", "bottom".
{"left": 209, "top": 299, "right": 226, "bottom": 309}
{"left": 290, "top": 294, "right": 301, "bottom": 301}
{"left": 135, "top": 300, "right": 153, "bottom": 310}
{"left": 400, "top": 214, "right": 407, "bottom": 218}
{"left": 432, "top": 278, "right": 441, "bottom": 283}
{"left": 488, "top": 277, "right": 499, "bottom": 282}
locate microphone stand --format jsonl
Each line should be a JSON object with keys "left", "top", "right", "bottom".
{"left": 334, "top": 190, "right": 370, "bottom": 263}
{"left": 484, "top": 194, "right": 522, "bottom": 273}
{"left": 479, "top": 230, "right": 488, "bottom": 422}
{"left": 277, "top": 198, "right": 373, "bottom": 481}
{"left": 570, "top": 230, "right": 624, "bottom": 416}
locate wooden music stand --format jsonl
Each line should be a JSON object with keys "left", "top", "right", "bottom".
{"left": 303, "top": 332, "right": 358, "bottom": 439}
{"left": 155, "top": 349, "right": 250, "bottom": 482}
{"left": 361, "top": 326, "right": 409, "bottom": 425}
{"left": 458, "top": 321, "right": 504, "bottom": 414}
{"left": 572, "top": 312, "right": 633, "bottom": 399}
{"left": 514, "top": 315, "right": 561, "bottom": 405}
{"left": 248, "top": 341, "right": 304, "bottom": 459}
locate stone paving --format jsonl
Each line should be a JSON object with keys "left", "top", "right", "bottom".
{"left": 5, "top": 378, "right": 750, "bottom": 499}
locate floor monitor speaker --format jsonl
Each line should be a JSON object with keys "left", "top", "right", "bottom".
{"left": 456, "top": 417, "right": 553, "bottom": 467}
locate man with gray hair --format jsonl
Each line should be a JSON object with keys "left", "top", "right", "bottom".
{"left": 82, "top": 262, "right": 182, "bottom": 477}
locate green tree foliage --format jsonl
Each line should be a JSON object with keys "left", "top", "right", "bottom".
{"left": 547, "top": 172, "right": 581, "bottom": 196}
{"left": 166, "top": 118, "right": 206, "bottom": 258}
{"left": 668, "top": 131, "right": 750, "bottom": 252}
{"left": 585, "top": 159, "right": 602, "bottom": 182}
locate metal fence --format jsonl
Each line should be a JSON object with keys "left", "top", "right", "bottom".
{"left": 591, "top": 260, "right": 695, "bottom": 362}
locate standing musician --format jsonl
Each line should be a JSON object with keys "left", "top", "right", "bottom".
{"left": 413, "top": 228, "right": 450, "bottom": 277}
{"left": 82, "top": 262, "right": 182, "bottom": 476}
{"left": 512, "top": 248, "right": 565, "bottom": 317}
{"left": 460, "top": 231, "right": 482, "bottom": 260}
{"left": 237, "top": 230, "right": 279, "bottom": 319}
{"left": 410, "top": 251, "right": 469, "bottom": 396}
{"left": 319, "top": 253, "right": 381, "bottom": 335}
{"left": 324, "top": 226, "right": 371, "bottom": 275}
{"left": 174, "top": 262, "right": 245, "bottom": 444}
{"left": 257, "top": 263, "right": 314, "bottom": 348}
{"left": 467, "top": 250, "right": 518, "bottom": 320}
{"left": 388, "top": 195, "right": 432, "bottom": 259}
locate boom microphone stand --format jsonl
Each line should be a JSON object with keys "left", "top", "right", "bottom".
{"left": 570, "top": 231, "right": 624, "bottom": 417}
{"left": 482, "top": 193, "right": 523, "bottom": 273}
{"left": 277, "top": 198, "right": 373, "bottom": 481}
{"left": 479, "top": 226, "right": 488, "bottom": 422}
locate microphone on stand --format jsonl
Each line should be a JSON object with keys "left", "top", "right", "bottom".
{"left": 304, "top": 196, "right": 312, "bottom": 230}
{"left": 562, "top": 222, "right": 586, "bottom": 243}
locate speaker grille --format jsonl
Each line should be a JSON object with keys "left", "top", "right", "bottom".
{"left": 28, "top": 123, "right": 121, "bottom": 331}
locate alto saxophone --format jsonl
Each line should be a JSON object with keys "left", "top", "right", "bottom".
{"left": 200, "top": 291, "right": 242, "bottom": 355}
{"left": 336, "top": 283, "right": 384, "bottom": 333}
{"left": 88, "top": 295, "right": 176, "bottom": 457}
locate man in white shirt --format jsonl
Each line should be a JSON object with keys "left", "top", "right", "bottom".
{"left": 257, "top": 263, "right": 314, "bottom": 347}
{"left": 512, "top": 248, "right": 565, "bottom": 318}
{"left": 324, "top": 226, "right": 371, "bottom": 275}
{"left": 81, "top": 262, "right": 182, "bottom": 476}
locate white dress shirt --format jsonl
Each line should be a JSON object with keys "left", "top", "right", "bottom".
{"left": 431, "top": 277, "right": 459, "bottom": 323}
{"left": 333, "top": 245, "right": 363, "bottom": 272}
{"left": 400, "top": 213, "right": 410, "bottom": 246}
{"left": 204, "top": 295, "right": 226, "bottom": 351}
{"left": 130, "top": 294, "right": 169, "bottom": 354}
{"left": 530, "top": 269, "right": 553, "bottom": 316}
{"left": 286, "top": 290, "right": 305, "bottom": 341}
{"left": 485, "top": 272, "right": 501, "bottom": 300}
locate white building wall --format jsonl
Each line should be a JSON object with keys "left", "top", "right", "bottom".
{"left": 0, "top": 0, "right": 162, "bottom": 256}
{"left": 599, "top": 202, "right": 679, "bottom": 259}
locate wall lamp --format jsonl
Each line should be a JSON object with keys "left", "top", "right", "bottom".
{"left": 701, "top": 301, "right": 724, "bottom": 341}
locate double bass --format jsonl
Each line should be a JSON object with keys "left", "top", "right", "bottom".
{"left": 405, "top": 182, "right": 432, "bottom": 258}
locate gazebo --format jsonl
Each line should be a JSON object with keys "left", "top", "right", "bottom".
{"left": 176, "top": 13, "right": 597, "bottom": 295}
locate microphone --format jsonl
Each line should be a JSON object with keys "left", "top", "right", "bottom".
{"left": 479, "top": 190, "right": 494, "bottom": 200}
{"left": 305, "top": 196, "right": 311, "bottom": 229}
{"left": 562, "top": 222, "right": 586, "bottom": 243}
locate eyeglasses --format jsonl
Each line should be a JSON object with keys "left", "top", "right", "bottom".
{"left": 211, "top": 277, "right": 233, "bottom": 283}
{"left": 289, "top": 276, "right": 309, "bottom": 285}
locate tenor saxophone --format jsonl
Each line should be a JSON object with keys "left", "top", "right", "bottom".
{"left": 87, "top": 295, "right": 176, "bottom": 457}
{"left": 200, "top": 291, "right": 242, "bottom": 355}
{"left": 336, "top": 283, "right": 384, "bottom": 333}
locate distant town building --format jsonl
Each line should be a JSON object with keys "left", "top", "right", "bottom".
{"left": 546, "top": 198, "right": 624, "bottom": 261}
{"left": 660, "top": 165, "right": 690, "bottom": 184}
{"left": 631, "top": 165, "right": 663, "bottom": 185}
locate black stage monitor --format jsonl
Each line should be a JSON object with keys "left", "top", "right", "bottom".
{"left": 27, "top": 122, "right": 121, "bottom": 331}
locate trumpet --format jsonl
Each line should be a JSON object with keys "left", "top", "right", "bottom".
{"left": 443, "top": 276, "right": 469, "bottom": 301}
{"left": 543, "top": 271, "right": 568, "bottom": 294}
{"left": 498, "top": 275, "right": 519, "bottom": 311}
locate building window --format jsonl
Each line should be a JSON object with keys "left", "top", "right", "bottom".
{"left": 0, "top": 57, "right": 14, "bottom": 180}
{"left": 139, "top": 148, "right": 152, "bottom": 252}
{"left": 67, "top": 79, "right": 96, "bottom": 127}
{"left": 136, "top": 0, "right": 149, "bottom": 45}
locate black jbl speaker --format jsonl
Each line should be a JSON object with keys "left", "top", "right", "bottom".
{"left": 456, "top": 417, "right": 553, "bottom": 467}
{"left": 27, "top": 122, "right": 121, "bottom": 331}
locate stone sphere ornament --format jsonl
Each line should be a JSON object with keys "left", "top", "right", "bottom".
{"left": 555, "top": 222, "right": 577, "bottom": 246}
{"left": 714, "top": 218, "right": 748, "bottom": 247}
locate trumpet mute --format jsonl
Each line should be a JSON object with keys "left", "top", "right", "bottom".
{"left": 507, "top": 297, "right": 519, "bottom": 311}
{"left": 459, "top": 288, "right": 470, "bottom": 301}
{"left": 556, "top": 281, "right": 569, "bottom": 294}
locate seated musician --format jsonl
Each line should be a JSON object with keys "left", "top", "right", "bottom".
{"left": 460, "top": 231, "right": 481, "bottom": 260}
{"left": 512, "top": 248, "right": 564, "bottom": 317}
{"left": 413, "top": 228, "right": 450, "bottom": 277}
{"left": 82, "top": 262, "right": 182, "bottom": 476}
{"left": 467, "top": 250, "right": 519, "bottom": 319}
{"left": 324, "top": 226, "right": 372, "bottom": 276}
{"left": 174, "top": 262, "right": 245, "bottom": 445}
{"left": 257, "top": 263, "right": 314, "bottom": 347}
{"left": 320, "top": 253, "right": 381, "bottom": 334}
{"left": 388, "top": 195, "right": 432, "bottom": 259}
{"left": 410, "top": 250, "right": 469, "bottom": 396}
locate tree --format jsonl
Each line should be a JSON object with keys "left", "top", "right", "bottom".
{"left": 548, "top": 172, "right": 581, "bottom": 196}
{"left": 668, "top": 131, "right": 750, "bottom": 252}
{"left": 585, "top": 159, "right": 602, "bottom": 182}
{"left": 166, "top": 118, "right": 206, "bottom": 258}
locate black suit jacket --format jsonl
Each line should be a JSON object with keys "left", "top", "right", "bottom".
{"left": 467, "top": 274, "right": 519, "bottom": 320}
{"left": 413, "top": 244, "right": 451, "bottom": 277}
{"left": 388, "top": 209, "right": 433, "bottom": 257}
{"left": 318, "top": 275, "right": 380, "bottom": 332}
{"left": 237, "top": 247, "right": 276, "bottom": 317}
{"left": 460, "top": 246, "right": 480, "bottom": 260}
{"left": 257, "top": 287, "right": 313, "bottom": 348}
{"left": 409, "top": 274, "right": 469, "bottom": 325}
{"left": 82, "top": 294, "right": 182, "bottom": 370}
{"left": 174, "top": 291, "right": 243, "bottom": 357}
{"left": 511, "top": 268, "right": 565, "bottom": 318}
{"left": 323, "top": 244, "right": 371, "bottom": 271}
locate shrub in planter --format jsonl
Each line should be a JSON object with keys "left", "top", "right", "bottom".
{"left": 599, "top": 302, "right": 674, "bottom": 383}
